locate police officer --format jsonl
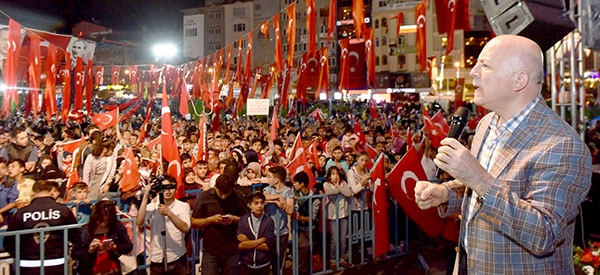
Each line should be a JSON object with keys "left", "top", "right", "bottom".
{"left": 4, "top": 180, "right": 77, "bottom": 274}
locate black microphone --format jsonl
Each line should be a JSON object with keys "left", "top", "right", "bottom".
{"left": 436, "top": 107, "right": 470, "bottom": 179}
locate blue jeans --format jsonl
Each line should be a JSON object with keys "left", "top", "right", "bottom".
{"left": 202, "top": 251, "right": 238, "bottom": 275}
{"left": 329, "top": 217, "right": 348, "bottom": 262}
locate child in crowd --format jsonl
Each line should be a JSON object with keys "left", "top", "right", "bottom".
{"left": 194, "top": 160, "right": 212, "bottom": 190}
{"left": 8, "top": 159, "right": 35, "bottom": 209}
{"left": 70, "top": 182, "right": 92, "bottom": 224}
{"left": 323, "top": 166, "right": 352, "bottom": 269}
{"left": 237, "top": 191, "right": 275, "bottom": 275}
{"left": 182, "top": 168, "right": 201, "bottom": 209}
{"left": 264, "top": 166, "right": 294, "bottom": 275}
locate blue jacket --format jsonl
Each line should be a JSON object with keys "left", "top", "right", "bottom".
{"left": 236, "top": 213, "right": 275, "bottom": 268}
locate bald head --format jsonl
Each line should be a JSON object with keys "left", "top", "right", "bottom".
{"left": 489, "top": 35, "right": 544, "bottom": 91}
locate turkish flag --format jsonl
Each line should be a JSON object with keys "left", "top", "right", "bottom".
{"left": 62, "top": 138, "right": 83, "bottom": 156}
{"left": 137, "top": 95, "right": 154, "bottom": 145}
{"left": 94, "top": 65, "right": 104, "bottom": 86}
{"left": 352, "top": 0, "right": 365, "bottom": 38}
{"left": 61, "top": 52, "right": 72, "bottom": 123}
{"left": 279, "top": 62, "right": 291, "bottom": 110}
{"left": 92, "top": 108, "right": 119, "bottom": 130}
{"left": 371, "top": 154, "right": 389, "bottom": 258}
{"left": 143, "top": 136, "right": 161, "bottom": 153}
{"left": 393, "top": 12, "right": 404, "bottom": 36}
{"left": 224, "top": 44, "right": 233, "bottom": 84}
{"left": 422, "top": 111, "right": 449, "bottom": 148}
{"left": 73, "top": 57, "right": 85, "bottom": 111}
{"left": 129, "top": 65, "right": 138, "bottom": 86}
{"left": 273, "top": 16, "right": 283, "bottom": 74}
{"left": 387, "top": 147, "right": 445, "bottom": 238}
{"left": 260, "top": 21, "right": 269, "bottom": 39}
{"left": 309, "top": 107, "right": 324, "bottom": 123}
{"left": 111, "top": 65, "right": 120, "bottom": 85}
{"left": 338, "top": 39, "right": 350, "bottom": 91}
{"left": 27, "top": 33, "right": 42, "bottom": 119}
{"left": 306, "top": 0, "right": 317, "bottom": 54}
{"left": 369, "top": 99, "right": 379, "bottom": 119}
{"left": 365, "top": 28, "right": 376, "bottom": 88}
{"left": 348, "top": 41, "right": 365, "bottom": 89}
{"left": 287, "top": 3, "right": 297, "bottom": 66}
{"left": 327, "top": 0, "right": 337, "bottom": 42}
{"left": 316, "top": 47, "right": 329, "bottom": 97}
{"left": 260, "top": 70, "right": 274, "bottom": 99}
{"left": 161, "top": 83, "right": 185, "bottom": 199}
{"left": 353, "top": 122, "right": 367, "bottom": 147}
{"left": 270, "top": 111, "right": 279, "bottom": 141}
{"left": 288, "top": 133, "right": 305, "bottom": 161}
{"left": 120, "top": 148, "right": 141, "bottom": 193}
{"left": 179, "top": 77, "right": 191, "bottom": 117}
{"left": 235, "top": 38, "right": 243, "bottom": 83}
{"left": 305, "top": 140, "right": 321, "bottom": 171}
{"left": 196, "top": 116, "right": 207, "bottom": 162}
{"left": 249, "top": 68, "right": 261, "bottom": 99}
{"left": 296, "top": 54, "right": 307, "bottom": 105}
{"left": 2, "top": 19, "right": 21, "bottom": 117}
{"left": 286, "top": 152, "right": 316, "bottom": 189}
{"left": 243, "top": 31, "right": 253, "bottom": 86}
{"left": 467, "top": 115, "right": 482, "bottom": 131}
{"left": 43, "top": 44, "right": 58, "bottom": 119}
{"left": 415, "top": 0, "right": 427, "bottom": 72}
{"left": 365, "top": 143, "right": 379, "bottom": 160}
{"left": 85, "top": 60, "right": 94, "bottom": 114}
{"left": 421, "top": 102, "right": 431, "bottom": 118}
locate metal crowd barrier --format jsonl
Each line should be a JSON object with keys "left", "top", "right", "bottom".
{"left": 0, "top": 188, "right": 410, "bottom": 275}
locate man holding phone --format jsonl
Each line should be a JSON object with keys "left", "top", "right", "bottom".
{"left": 192, "top": 172, "right": 248, "bottom": 275}
{"left": 137, "top": 175, "right": 191, "bottom": 274}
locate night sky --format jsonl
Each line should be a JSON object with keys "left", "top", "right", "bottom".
{"left": 0, "top": 0, "right": 203, "bottom": 38}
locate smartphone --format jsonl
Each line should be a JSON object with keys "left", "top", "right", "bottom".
{"left": 102, "top": 239, "right": 113, "bottom": 244}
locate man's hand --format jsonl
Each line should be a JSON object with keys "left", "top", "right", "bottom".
{"left": 414, "top": 181, "right": 448, "bottom": 210}
{"left": 157, "top": 204, "right": 172, "bottom": 216}
{"left": 434, "top": 138, "right": 493, "bottom": 196}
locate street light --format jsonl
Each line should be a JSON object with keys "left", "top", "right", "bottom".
{"left": 153, "top": 43, "right": 177, "bottom": 62}
{"left": 454, "top": 61, "right": 460, "bottom": 80}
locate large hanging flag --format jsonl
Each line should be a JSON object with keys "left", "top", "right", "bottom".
{"left": 338, "top": 39, "right": 350, "bottom": 91}
{"left": 316, "top": 47, "right": 329, "bottom": 98}
{"left": 27, "top": 33, "right": 41, "bottom": 119}
{"left": 161, "top": 82, "right": 185, "bottom": 199}
{"left": 365, "top": 28, "right": 376, "bottom": 89}
{"left": 61, "top": 52, "right": 72, "bottom": 123}
{"left": 92, "top": 108, "right": 119, "bottom": 130}
{"left": 94, "top": 65, "right": 104, "bottom": 86}
{"left": 235, "top": 38, "right": 243, "bottom": 82}
{"left": 296, "top": 54, "right": 307, "bottom": 106}
{"left": 279, "top": 62, "right": 291, "bottom": 110}
{"left": 85, "top": 60, "right": 94, "bottom": 113}
{"left": 306, "top": 0, "right": 317, "bottom": 54}
{"left": 327, "top": 0, "right": 337, "bottom": 42}
{"left": 435, "top": 0, "right": 457, "bottom": 55}
{"left": 225, "top": 44, "right": 233, "bottom": 84}
{"left": 415, "top": 0, "right": 427, "bottom": 72}
{"left": 273, "top": 15, "right": 283, "bottom": 74}
{"left": 43, "top": 44, "right": 58, "bottom": 119}
{"left": 286, "top": 3, "right": 297, "bottom": 67}
{"left": 179, "top": 77, "right": 191, "bottom": 117}
{"left": 371, "top": 154, "right": 389, "bottom": 258}
{"left": 348, "top": 41, "right": 366, "bottom": 89}
{"left": 260, "top": 21, "right": 269, "bottom": 39}
{"left": 392, "top": 12, "right": 404, "bottom": 36}
{"left": 111, "top": 65, "right": 120, "bottom": 85}
{"left": 73, "top": 57, "right": 85, "bottom": 111}
{"left": 2, "top": 19, "right": 21, "bottom": 117}
{"left": 387, "top": 147, "right": 446, "bottom": 238}
{"left": 352, "top": 0, "right": 365, "bottom": 38}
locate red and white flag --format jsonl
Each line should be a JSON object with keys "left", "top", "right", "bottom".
{"left": 353, "top": 122, "right": 367, "bottom": 147}
{"left": 161, "top": 83, "right": 185, "bottom": 199}
{"left": 422, "top": 111, "right": 449, "bottom": 148}
{"left": 287, "top": 134, "right": 304, "bottom": 162}
{"left": 352, "top": 0, "right": 365, "bottom": 38}
{"left": 92, "top": 108, "right": 119, "bottom": 130}
{"left": 286, "top": 152, "right": 316, "bottom": 190}
{"left": 119, "top": 148, "right": 141, "bottom": 193}
{"left": 415, "top": 0, "right": 427, "bottom": 72}
{"left": 179, "top": 77, "right": 191, "bottom": 117}
{"left": 27, "top": 33, "right": 41, "bottom": 119}
{"left": 371, "top": 154, "right": 389, "bottom": 258}
{"left": 270, "top": 112, "right": 279, "bottom": 141}
{"left": 309, "top": 108, "right": 324, "bottom": 123}
{"left": 306, "top": 0, "right": 317, "bottom": 54}
{"left": 365, "top": 28, "right": 376, "bottom": 88}
{"left": 111, "top": 65, "right": 120, "bottom": 85}
{"left": 43, "top": 44, "right": 58, "bottom": 120}
{"left": 196, "top": 116, "right": 207, "bottom": 162}
{"left": 287, "top": 3, "right": 297, "bottom": 66}
{"left": 305, "top": 140, "right": 321, "bottom": 171}
{"left": 387, "top": 147, "right": 445, "bottom": 238}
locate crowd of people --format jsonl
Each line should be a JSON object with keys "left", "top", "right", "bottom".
{"left": 0, "top": 34, "right": 594, "bottom": 275}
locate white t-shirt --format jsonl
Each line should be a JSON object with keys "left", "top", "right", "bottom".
{"left": 144, "top": 199, "right": 191, "bottom": 263}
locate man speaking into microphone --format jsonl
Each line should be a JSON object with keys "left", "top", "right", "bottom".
{"left": 414, "top": 35, "right": 591, "bottom": 274}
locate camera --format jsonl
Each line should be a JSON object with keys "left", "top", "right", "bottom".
{"left": 148, "top": 175, "right": 177, "bottom": 204}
